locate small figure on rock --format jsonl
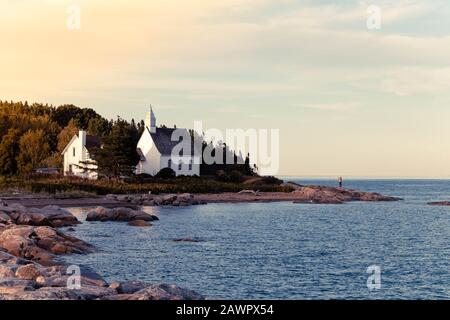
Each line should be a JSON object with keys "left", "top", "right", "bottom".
{"left": 338, "top": 176, "right": 343, "bottom": 188}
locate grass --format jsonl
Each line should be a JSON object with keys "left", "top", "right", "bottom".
{"left": 0, "top": 175, "right": 293, "bottom": 196}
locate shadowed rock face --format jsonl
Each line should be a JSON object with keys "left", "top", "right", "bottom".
{"left": 85, "top": 207, "right": 159, "bottom": 223}
{"left": 427, "top": 201, "right": 450, "bottom": 206}
{"left": 107, "top": 193, "right": 207, "bottom": 207}
{"left": 0, "top": 204, "right": 80, "bottom": 228}
{"left": 290, "top": 185, "right": 402, "bottom": 204}
{"left": 0, "top": 203, "right": 205, "bottom": 301}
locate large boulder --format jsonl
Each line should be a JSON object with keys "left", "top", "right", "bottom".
{"left": 0, "top": 204, "right": 80, "bottom": 227}
{"left": 15, "top": 264, "right": 41, "bottom": 280}
{"left": 0, "top": 265, "right": 16, "bottom": 278}
{"left": 86, "top": 207, "right": 158, "bottom": 223}
{"left": 127, "top": 220, "right": 152, "bottom": 227}
{"left": 127, "top": 283, "right": 205, "bottom": 300}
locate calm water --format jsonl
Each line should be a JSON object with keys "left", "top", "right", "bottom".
{"left": 62, "top": 179, "right": 450, "bottom": 299}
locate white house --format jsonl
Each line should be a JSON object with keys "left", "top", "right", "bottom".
{"left": 136, "top": 107, "right": 201, "bottom": 176}
{"left": 61, "top": 130, "right": 100, "bottom": 179}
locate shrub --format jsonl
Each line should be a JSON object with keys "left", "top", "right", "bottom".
{"left": 229, "top": 170, "right": 244, "bottom": 183}
{"left": 156, "top": 167, "right": 176, "bottom": 179}
{"left": 215, "top": 170, "right": 228, "bottom": 182}
{"left": 261, "top": 176, "right": 283, "bottom": 185}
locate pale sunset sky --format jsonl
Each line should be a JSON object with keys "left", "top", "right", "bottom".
{"left": 1, "top": 0, "right": 450, "bottom": 177}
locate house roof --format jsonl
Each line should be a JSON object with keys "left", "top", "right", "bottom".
{"left": 149, "top": 127, "right": 198, "bottom": 156}
{"left": 85, "top": 135, "right": 101, "bottom": 150}
{"left": 60, "top": 132, "right": 101, "bottom": 155}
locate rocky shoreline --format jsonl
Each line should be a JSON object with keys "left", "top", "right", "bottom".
{"left": 0, "top": 184, "right": 402, "bottom": 300}
{"left": 2, "top": 185, "right": 401, "bottom": 208}
{"left": 427, "top": 201, "right": 450, "bottom": 206}
{"left": 0, "top": 201, "right": 204, "bottom": 300}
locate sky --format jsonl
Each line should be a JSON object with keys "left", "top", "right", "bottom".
{"left": 1, "top": 0, "right": 450, "bottom": 177}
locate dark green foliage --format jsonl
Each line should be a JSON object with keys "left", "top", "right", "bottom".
{"left": 0, "top": 176, "right": 293, "bottom": 195}
{"left": 0, "top": 128, "right": 21, "bottom": 175}
{"left": 229, "top": 170, "right": 244, "bottom": 183}
{"left": 88, "top": 117, "right": 140, "bottom": 177}
{"left": 156, "top": 167, "right": 176, "bottom": 179}
{"left": 215, "top": 169, "right": 244, "bottom": 183}
{"left": 0, "top": 100, "right": 258, "bottom": 179}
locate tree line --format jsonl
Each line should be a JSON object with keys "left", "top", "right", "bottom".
{"left": 0, "top": 100, "right": 255, "bottom": 178}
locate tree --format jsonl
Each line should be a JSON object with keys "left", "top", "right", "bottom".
{"left": 57, "top": 119, "right": 78, "bottom": 153}
{"left": 87, "top": 117, "right": 111, "bottom": 137}
{"left": 89, "top": 118, "right": 140, "bottom": 177}
{"left": 0, "top": 128, "right": 21, "bottom": 175}
{"left": 156, "top": 167, "right": 176, "bottom": 179}
{"left": 16, "top": 129, "right": 51, "bottom": 174}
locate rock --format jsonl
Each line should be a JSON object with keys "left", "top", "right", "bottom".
{"left": 0, "top": 204, "right": 79, "bottom": 228}
{"left": 292, "top": 185, "right": 401, "bottom": 204}
{"left": 0, "top": 285, "right": 117, "bottom": 300}
{"left": 427, "top": 201, "right": 450, "bottom": 206}
{"left": 0, "top": 225, "right": 92, "bottom": 265}
{"left": 177, "top": 193, "right": 193, "bottom": 202}
{"left": 172, "top": 200, "right": 180, "bottom": 207}
{"left": 0, "top": 203, "right": 203, "bottom": 301}
{"left": 238, "top": 190, "right": 260, "bottom": 196}
{"left": 172, "top": 238, "right": 203, "bottom": 243}
{"left": 0, "top": 279, "right": 38, "bottom": 294}
{"left": 39, "top": 274, "right": 108, "bottom": 288}
{"left": 34, "top": 226, "right": 57, "bottom": 239}
{"left": 0, "top": 213, "right": 12, "bottom": 224}
{"left": 0, "top": 265, "right": 16, "bottom": 278}
{"left": 86, "top": 207, "right": 158, "bottom": 223}
{"left": 116, "top": 195, "right": 131, "bottom": 202}
{"left": 105, "top": 194, "right": 117, "bottom": 200}
{"left": 109, "top": 282, "right": 121, "bottom": 291}
{"left": 127, "top": 283, "right": 205, "bottom": 300}
{"left": 111, "top": 207, "right": 136, "bottom": 221}
{"left": 161, "top": 194, "right": 177, "bottom": 204}
{"left": 114, "top": 281, "right": 149, "bottom": 294}
{"left": 15, "top": 264, "right": 41, "bottom": 280}
{"left": 127, "top": 220, "right": 152, "bottom": 227}
{"left": 50, "top": 243, "right": 69, "bottom": 255}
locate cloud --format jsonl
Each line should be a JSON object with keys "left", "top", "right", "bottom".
{"left": 300, "top": 103, "right": 358, "bottom": 111}
{"left": 380, "top": 67, "right": 450, "bottom": 96}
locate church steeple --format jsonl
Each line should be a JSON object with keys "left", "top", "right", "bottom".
{"left": 145, "top": 105, "right": 156, "bottom": 133}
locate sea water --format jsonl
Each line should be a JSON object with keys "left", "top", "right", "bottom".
{"left": 63, "top": 179, "right": 450, "bottom": 299}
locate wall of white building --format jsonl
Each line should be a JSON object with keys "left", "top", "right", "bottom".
{"left": 136, "top": 130, "right": 162, "bottom": 176}
{"left": 63, "top": 131, "right": 98, "bottom": 180}
{"left": 160, "top": 155, "right": 200, "bottom": 176}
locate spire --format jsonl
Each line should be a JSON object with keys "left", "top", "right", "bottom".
{"left": 145, "top": 105, "right": 156, "bottom": 133}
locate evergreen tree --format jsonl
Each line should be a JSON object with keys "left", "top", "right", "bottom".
{"left": 0, "top": 128, "right": 21, "bottom": 175}
{"left": 89, "top": 118, "right": 140, "bottom": 177}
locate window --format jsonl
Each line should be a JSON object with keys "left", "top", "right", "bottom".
{"left": 72, "top": 147, "right": 76, "bottom": 157}
{"left": 168, "top": 159, "right": 172, "bottom": 168}
{"left": 178, "top": 162, "right": 183, "bottom": 171}
{"left": 69, "top": 165, "right": 73, "bottom": 174}
{"left": 188, "top": 160, "right": 193, "bottom": 171}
